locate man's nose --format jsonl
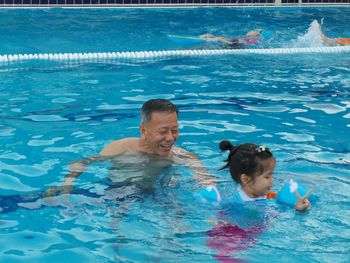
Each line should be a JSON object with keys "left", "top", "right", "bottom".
{"left": 165, "top": 130, "right": 175, "bottom": 141}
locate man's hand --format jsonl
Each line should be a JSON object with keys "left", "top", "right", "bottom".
{"left": 69, "top": 161, "right": 87, "bottom": 173}
{"left": 44, "top": 183, "right": 73, "bottom": 198}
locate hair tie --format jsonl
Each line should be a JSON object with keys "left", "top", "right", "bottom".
{"left": 228, "top": 144, "right": 235, "bottom": 152}
{"left": 255, "top": 145, "right": 267, "bottom": 153}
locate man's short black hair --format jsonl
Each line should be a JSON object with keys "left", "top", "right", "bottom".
{"left": 141, "top": 99, "right": 178, "bottom": 123}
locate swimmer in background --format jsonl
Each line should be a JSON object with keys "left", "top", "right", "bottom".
{"left": 319, "top": 24, "right": 350, "bottom": 46}
{"left": 200, "top": 28, "right": 264, "bottom": 49}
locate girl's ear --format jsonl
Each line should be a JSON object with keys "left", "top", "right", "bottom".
{"left": 241, "top": 174, "right": 251, "bottom": 185}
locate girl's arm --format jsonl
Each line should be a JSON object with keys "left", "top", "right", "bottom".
{"left": 294, "top": 189, "right": 313, "bottom": 211}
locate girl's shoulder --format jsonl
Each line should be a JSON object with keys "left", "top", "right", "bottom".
{"left": 226, "top": 189, "right": 276, "bottom": 206}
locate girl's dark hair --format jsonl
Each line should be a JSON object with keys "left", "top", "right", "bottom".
{"left": 219, "top": 140, "right": 274, "bottom": 183}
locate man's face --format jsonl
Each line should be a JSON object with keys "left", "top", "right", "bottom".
{"left": 141, "top": 111, "right": 179, "bottom": 157}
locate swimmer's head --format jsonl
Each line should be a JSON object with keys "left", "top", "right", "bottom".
{"left": 219, "top": 140, "right": 275, "bottom": 184}
{"left": 246, "top": 28, "right": 263, "bottom": 38}
{"left": 246, "top": 28, "right": 271, "bottom": 40}
{"left": 141, "top": 99, "right": 178, "bottom": 124}
{"left": 200, "top": 34, "right": 215, "bottom": 40}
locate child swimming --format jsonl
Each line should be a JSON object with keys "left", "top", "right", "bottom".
{"left": 200, "top": 28, "right": 264, "bottom": 49}
{"left": 219, "top": 140, "right": 311, "bottom": 211}
{"left": 206, "top": 140, "right": 313, "bottom": 262}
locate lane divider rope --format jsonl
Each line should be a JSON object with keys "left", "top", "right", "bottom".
{"left": 1, "top": 46, "right": 350, "bottom": 62}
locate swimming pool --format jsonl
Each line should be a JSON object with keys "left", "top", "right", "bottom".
{"left": 0, "top": 6, "right": 349, "bottom": 263}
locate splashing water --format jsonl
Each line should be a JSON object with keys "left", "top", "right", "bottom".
{"left": 293, "top": 20, "right": 324, "bottom": 47}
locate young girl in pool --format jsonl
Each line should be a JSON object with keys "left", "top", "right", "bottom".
{"left": 218, "top": 140, "right": 311, "bottom": 210}
{"left": 206, "top": 140, "right": 312, "bottom": 262}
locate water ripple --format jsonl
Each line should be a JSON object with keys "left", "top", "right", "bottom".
{"left": 276, "top": 132, "right": 315, "bottom": 142}
{"left": 0, "top": 172, "right": 38, "bottom": 192}
{"left": 0, "top": 159, "right": 60, "bottom": 178}
{"left": 23, "top": 115, "right": 68, "bottom": 122}
{"left": 304, "top": 103, "right": 347, "bottom": 114}
{"left": 28, "top": 137, "right": 64, "bottom": 147}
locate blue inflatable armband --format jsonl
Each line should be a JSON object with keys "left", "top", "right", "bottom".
{"left": 277, "top": 180, "right": 315, "bottom": 207}
{"left": 195, "top": 185, "right": 222, "bottom": 203}
{"left": 167, "top": 34, "right": 207, "bottom": 45}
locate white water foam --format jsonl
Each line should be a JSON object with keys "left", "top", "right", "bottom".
{"left": 293, "top": 20, "right": 324, "bottom": 48}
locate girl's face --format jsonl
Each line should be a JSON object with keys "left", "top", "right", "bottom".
{"left": 244, "top": 158, "right": 276, "bottom": 198}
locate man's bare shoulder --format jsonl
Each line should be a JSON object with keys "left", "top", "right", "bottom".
{"left": 100, "top": 138, "right": 140, "bottom": 157}
{"left": 173, "top": 146, "right": 198, "bottom": 160}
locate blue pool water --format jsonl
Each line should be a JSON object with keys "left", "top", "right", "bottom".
{"left": 0, "top": 6, "right": 349, "bottom": 263}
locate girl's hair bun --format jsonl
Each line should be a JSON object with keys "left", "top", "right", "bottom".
{"left": 219, "top": 140, "right": 234, "bottom": 152}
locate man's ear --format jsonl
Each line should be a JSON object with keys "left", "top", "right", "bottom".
{"left": 241, "top": 174, "right": 251, "bottom": 185}
{"left": 140, "top": 123, "right": 146, "bottom": 139}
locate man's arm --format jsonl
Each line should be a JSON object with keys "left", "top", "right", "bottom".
{"left": 175, "top": 147, "right": 218, "bottom": 186}
{"left": 64, "top": 139, "right": 134, "bottom": 185}
{"left": 45, "top": 138, "right": 135, "bottom": 197}
{"left": 64, "top": 155, "right": 108, "bottom": 183}
{"left": 177, "top": 148, "right": 222, "bottom": 202}
{"left": 45, "top": 155, "right": 108, "bottom": 197}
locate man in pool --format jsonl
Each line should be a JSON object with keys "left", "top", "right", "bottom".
{"left": 200, "top": 28, "right": 264, "bottom": 49}
{"left": 45, "top": 98, "right": 217, "bottom": 197}
{"left": 1, "top": 99, "right": 218, "bottom": 214}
